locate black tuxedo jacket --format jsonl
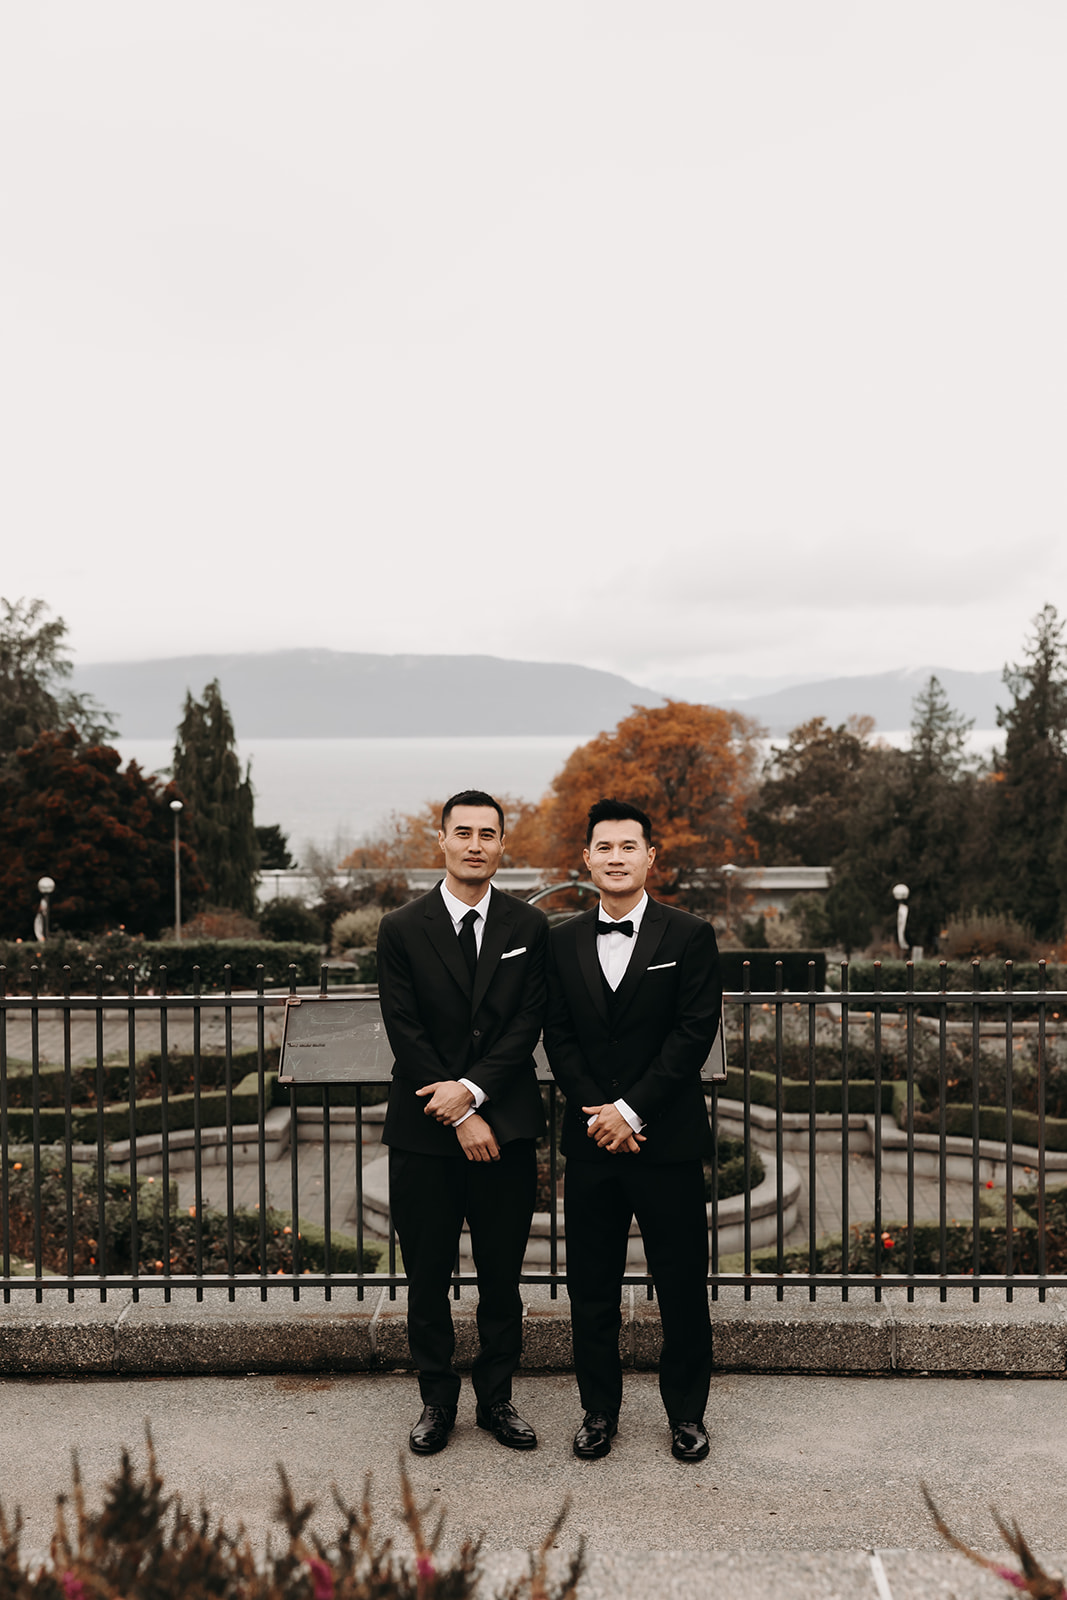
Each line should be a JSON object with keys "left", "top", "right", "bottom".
{"left": 544, "top": 899, "right": 722, "bottom": 1165}
{"left": 378, "top": 884, "right": 548, "bottom": 1157}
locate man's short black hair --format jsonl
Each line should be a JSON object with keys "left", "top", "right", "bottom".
{"left": 585, "top": 797, "right": 653, "bottom": 848}
{"left": 441, "top": 790, "right": 505, "bottom": 834}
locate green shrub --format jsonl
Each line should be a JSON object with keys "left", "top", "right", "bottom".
{"left": 3, "top": 1158, "right": 383, "bottom": 1277}
{"left": 726, "top": 1184, "right": 1067, "bottom": 1277}
{"left": 942, "top": 910, "right": 1037, "bottom": 961}
{"left": 257, "top": 897, "right": 323, "bottom": 943}
{"left": 705, "top": 1137, "right": 765, "bottom": 1201}
{"left": 331, "top": 906, "right": 385, "bottom": 954}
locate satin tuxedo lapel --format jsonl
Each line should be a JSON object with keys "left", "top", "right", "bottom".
{"left": 575, "top": 909, "right": 609, "bottom": 1024}
{"left": 423, "top": 893, "right": 472, "bottom": 997}
{"left": 471, "top": 890, "right": 515, "bottom": 1013}
{"left": 609, "top": 899, "right": 669, "bottom": 1024}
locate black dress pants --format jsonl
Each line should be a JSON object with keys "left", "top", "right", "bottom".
{"left": 565, "top": 1156, "right": 711, "bottom": 1423}
{"left": 388, "top": 1140, "right": 536, "bottom": 1409}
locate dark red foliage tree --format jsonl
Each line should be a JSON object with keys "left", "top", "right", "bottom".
{"left": 0, "top": 728, "right": 204, "bottom": 938}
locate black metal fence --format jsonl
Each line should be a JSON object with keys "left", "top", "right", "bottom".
{"left": 2, "top": 961, "right": 1065, "bottom": 1304}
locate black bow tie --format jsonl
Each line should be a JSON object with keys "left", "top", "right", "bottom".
{"left": 597, "top": 920, "right": 634, "bottom": 938}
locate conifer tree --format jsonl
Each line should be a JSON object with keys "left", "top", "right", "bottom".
{"left": 172, "top": 680, "right": 258, "bottom": 916}
{"left": 992, "top": 604, "right": 1067, "bottom": 941}
{"left": 0, "top": 596, "right": 114, "bottom": 761}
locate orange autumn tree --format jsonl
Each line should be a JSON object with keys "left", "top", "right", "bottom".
{"left": 342, "top": 794, "right": 543, "bottom": 871}
{"left": 532, "top": 700, "right": 762, "bottom": 895}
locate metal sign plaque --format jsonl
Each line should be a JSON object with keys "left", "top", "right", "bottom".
{"left": 278, "top": 996, "right": 394, "bottom": 1083}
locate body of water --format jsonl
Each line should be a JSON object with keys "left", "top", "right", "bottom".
{"left": 115, "top": 735, "right": 586, "bottom": 858}
{"left": 117, "top": 728, "right": 1004, "bottom": 863}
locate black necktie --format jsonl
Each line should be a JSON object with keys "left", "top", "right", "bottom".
{"left": 597, "top": 920, "right": 633, "bottom": 938}
{"left": 458, "top": 908, "right": 479, "bottom": 978}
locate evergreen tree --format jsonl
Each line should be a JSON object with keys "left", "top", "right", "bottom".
{"left": 172, "top": 680, "right": 258, "bottom": 916}
{"left": 255, "top": 823, "right": 296, "bottom": 870}
{"left": 992, "top": 604, "right": 1067, "bottom": 941}
{"left": 748, "top": 716, "right": 878, "bottom": 867}
{"left": 0, "top": 597, "right": 114, "bottom": 761}
{"left": 0, "top": 728, "right": 203, "bottom": 937}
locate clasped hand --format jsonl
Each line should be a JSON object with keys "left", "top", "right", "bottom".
{"left": 417, "top": 1080, "right": 474, "bottom": 1125}
{"left": 583, "top": 1103, "right": 645, "bottom": 1155}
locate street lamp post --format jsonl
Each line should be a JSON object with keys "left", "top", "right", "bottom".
{"left": 35, "top": 876, "right": 55, "bottom": 941}
{"left": 721, "top": 862, "right": 739, "bottom": 935}
{"left": 892, "top": 883, "right": 910, "bottom": 954}
{"left": 170, "top": 800, "right": 183, "bottom": 941}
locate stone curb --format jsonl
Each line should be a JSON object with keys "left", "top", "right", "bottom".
{"left": 1, "top": 1281, "right": 1065, "bottom": 1378}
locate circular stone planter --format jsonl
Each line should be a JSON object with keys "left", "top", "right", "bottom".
{"left": 358, "top": 1153, "right": 801, "bottom": 1269}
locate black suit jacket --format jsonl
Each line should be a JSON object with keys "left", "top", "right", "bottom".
{"left": 544, "top": 899, "right": 722, "bottom": 1164}
{"left": 378, "top": 884, "right": 548, "bottom": 1157}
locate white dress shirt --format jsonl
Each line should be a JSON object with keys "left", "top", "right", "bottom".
{"left": 593, "top": 891, "right": 648, "bottom": 1135}
{"left": 439, "top": 879, "right": 492, "bottom": 1123}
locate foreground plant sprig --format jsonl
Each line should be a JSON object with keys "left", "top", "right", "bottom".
{"left": 923, "top": 1484, "right": 1066, "bottom": 1599}
{"left": 0, "top": 1428, "right": 584, "bottom": 1600}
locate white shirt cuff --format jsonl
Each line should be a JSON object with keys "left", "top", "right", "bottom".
{"left": 585, "top": 1099, "right": 646, "bottom": 1134}
{"left": 615, "top": 1097, "right": 645, "bottom": 1133}
{"left": 453, "top": 1078, "right": 484, "bottom": 1126}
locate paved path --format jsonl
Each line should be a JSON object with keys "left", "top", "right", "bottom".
{"left": 0, "top": 1370, "right": 1063, "bottom": 1598}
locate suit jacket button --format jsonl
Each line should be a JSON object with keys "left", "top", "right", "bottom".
{"left": 472, "top": 1028, "right": 482, "bottom": 1038}
{"left": 610, "top": 1079, "right": 620, "bottom": 1091}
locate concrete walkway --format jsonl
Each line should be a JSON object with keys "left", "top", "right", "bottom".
{"left": 1, "top": 1366, "right": 1064, "bottom": 1598}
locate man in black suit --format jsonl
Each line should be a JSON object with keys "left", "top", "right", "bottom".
{"left": 544, "top": 797, "right": 722, "bottom": 1464}
{"left": 378, "top": 789, "right": 548, "bottom": 1456}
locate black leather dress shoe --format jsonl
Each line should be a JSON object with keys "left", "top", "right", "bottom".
{"left": 475, "top": 1400, "right": 537, "bottom": 1450}
{"left": 573, "top": 1412, "right": 618, "bottom": 1460}
{"left": 670, "top": 1419, "right": 710, "bottom": 1462}
{"left": 409, "top": 1404, "right": 457, "bottom": 1456}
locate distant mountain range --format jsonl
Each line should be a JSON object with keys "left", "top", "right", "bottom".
{"left": 71, "top": 651, "right": 1006, "bottom": 739}
{"left": 72, "top": 651, "right": 664, "bottom": 739}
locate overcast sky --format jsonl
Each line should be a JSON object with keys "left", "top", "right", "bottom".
{"left": 3, "top": 3, "right": 1065, "bottom": 694}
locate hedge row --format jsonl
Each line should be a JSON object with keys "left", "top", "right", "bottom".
{"left": 716, "top": 1067, "right": 1067, "bottom": 1151}
{"left": 827, "top": 960, "right": 1067, "bottom": 1014}
{"left": 719, "top": 1065, "right": 896, "bottom": 1116}
{"left": 0, "top": 938, "right": 325, "bottom": 994}
{"left": 720, "top": 950, "right": 827, "bottom": 992}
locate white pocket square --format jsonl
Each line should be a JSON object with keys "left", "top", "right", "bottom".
{"left": 500, "top": 946, "right": 527, "bottom": 961}
{"left": 646, "top": 961, "right": 677, "bottom": 971}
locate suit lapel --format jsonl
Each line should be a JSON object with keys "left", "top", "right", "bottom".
{"left": 423, "top": 888, "right": 472, "bottom": 997}
{"left": 471, "top": 889, "right": 515, "bottom": 1013}
{"left": 610, "top": 898, "right": 668, "bottom": 1023}
{"left": 575, "top": 908, "right": 609, "bottom": 1025}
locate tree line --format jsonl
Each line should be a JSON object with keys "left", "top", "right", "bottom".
{"left": 4, "top": 595, "right": 1067, "bottom": 956}
{"left": 347, "top": 604, "right": 1067, "bottom": 957}
{"left": 0, "top": 598, "right": 266, "bottom": 939}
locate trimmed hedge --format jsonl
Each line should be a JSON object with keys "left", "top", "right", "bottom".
{"left": 720, "top": 950, "right": 827, "bottom": 992}
{"left": 0, "top": 1069, "right": 266, "bottom": 1144}
{"left": 142, "top": 940, "right": 324, "bottom": 991}
{"left": 911, "top": 1098, "right": 1067, "bottom": 1154}
{"left": 827, "top": 959, "right": 1067, "bottom": 1015}
{"left": 0, "top": 936, "right": 325, "bottom": 994}
{"left": 720, "top": 1065, "right": 896, "bottom": 1116}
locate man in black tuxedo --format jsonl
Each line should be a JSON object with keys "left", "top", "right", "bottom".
{"left": 544, "top": 797, "right": 722, "bottom": 1464}
{"left": 378, "top": 789, "right": 548, "bottom": 1456}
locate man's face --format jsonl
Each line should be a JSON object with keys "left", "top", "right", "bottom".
{"left": 583, "top": 820, "right": 655, "bottom": 898}
{"left": 438, "top": 805, "right": 505, "bottom": 887}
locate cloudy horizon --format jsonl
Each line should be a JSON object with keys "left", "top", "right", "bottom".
{"left": 4, "top": 3, "right": 1065, "bottom": 687}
